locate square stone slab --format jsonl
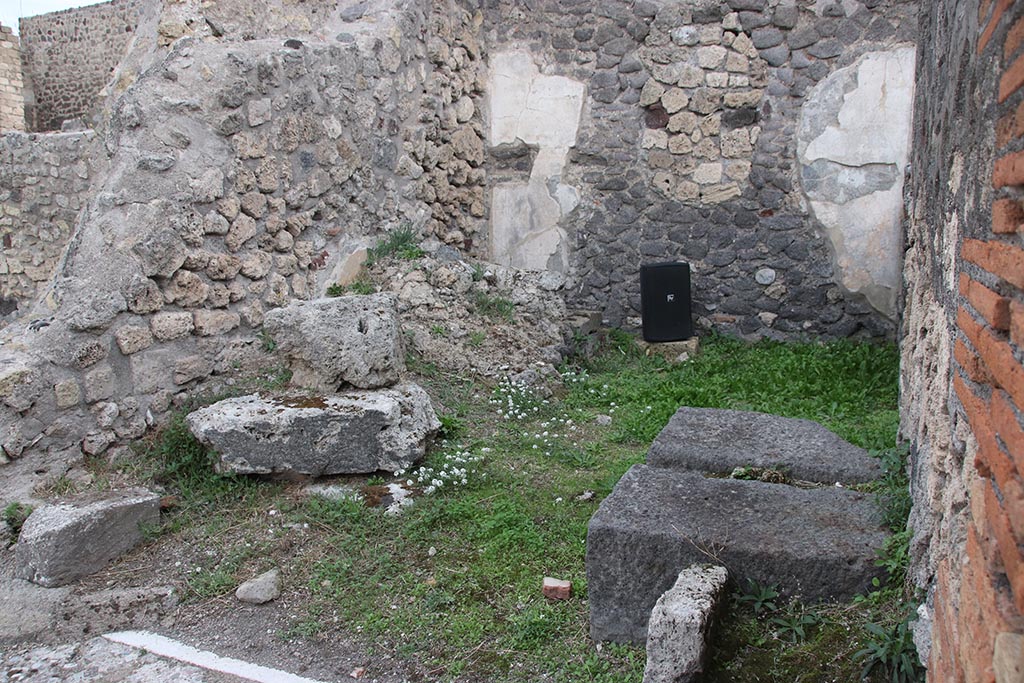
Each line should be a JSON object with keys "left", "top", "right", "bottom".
{"left": 646, "top": 407, "right": 881, "bottom": 485}
{"left": 586, "top": 465, "right": 887, "bottom": 644}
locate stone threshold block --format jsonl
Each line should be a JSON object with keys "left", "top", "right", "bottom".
{"left": 647, "top": 407, "right": 881, "bottom": 485}
{"left": 15, "top": 489, "right": 160, "bottom": 588}
{"left": 587, "top": 465, "right": 887, "bottom": 644}
{"left": 186, "top": 382, "right": 441, "bottom": 477}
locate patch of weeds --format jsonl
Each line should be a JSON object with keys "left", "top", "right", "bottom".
{"left": 40, "top": 474, "right": 78, "bottom": 497}
{"left": 438, "top": 413, "right": 465, "bottom": 440}
{"left": 855, "top": 617, "right": 925, "bottom": 682}
{"left": 2, "top": 502, "right": 32, "bottom": 541}
{"left": 365, "top": 226, "right": 423, "bottom": 266}
{"left": 254, "top": 365, "right": 292, "bottom": 391}
{"left": 468, "top": 330, "right": 486, "bottom": 347}
{"left": 406, "top": 350, "right": 438, "bottom": 377}
{"left": 770, "top": 607, "right": 822, "bottom": 643}
{"left": 729, "top": 465, "right": 790, "bottom": 484}
{"left": 429, "top": 324, "right": 448, "bottom": 337}
{"left": 471, "top": 263, "right": 485, "bottom": 282}
{"left": 735, "top": 579, "right": 780, "bottom": 616}
{"left": 473, "top": 291, "right": 515, "bottom": 322}
{"left": 327, "top": 280, "right": 376, "bottom": 296}
{"left": 258, "top": 329, "right": 277, "bottom": 353}
{"left": 399, "top": 446, "right": 483, "bottom": 495}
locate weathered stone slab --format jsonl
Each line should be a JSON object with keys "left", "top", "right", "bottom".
{"left": 186, "top": 383, "right": 440, "bottom": 476}
{"left": 647, "top": 407, "right": 880, "bottom": 485}
{"left": 14, "top": 489, "right": 160, "bottom": 588}
{"left": 262, "top": 294, "right": 405, "bottom": 391}
{"left": 587, "top": 465, "right": 887, "bottom": 644}
{"left": 644, "top": 564, "right": 728, "bottom": 683}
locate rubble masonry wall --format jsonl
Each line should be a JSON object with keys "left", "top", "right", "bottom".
{"left": 18, "top": 0, "right": 144, "bottom": 132}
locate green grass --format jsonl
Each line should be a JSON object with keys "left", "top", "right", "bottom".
{"left": 365, "top": 227, "right": 424, "bottom": 266}
{"left": 128, "top": 331, "right": 909, "bottom": 680}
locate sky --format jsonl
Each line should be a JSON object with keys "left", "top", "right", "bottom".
{"left": 0, "top": 0, "right": 104, "bottom": 34}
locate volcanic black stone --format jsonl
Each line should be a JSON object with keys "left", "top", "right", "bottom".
{"left": 586, "top": 465, "right": 887, "bottom": 643}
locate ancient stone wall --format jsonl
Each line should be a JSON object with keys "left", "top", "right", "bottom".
{"left": 0, "top": 131, "right": 102, "bottom": 314}
{"left": 476, "top": 0, "right": 916, "bottom": 339}
{"left": 903, "top": 1, "right": 1024, "bottom": 679}
{"left": 18, "top": 0, "right": 144, "bottom": 132}
{"left": 0, "top": 24, "right": 24, "bottom": 131}
{"left": 0, "top": 0, "right": 490, "bottom": 499}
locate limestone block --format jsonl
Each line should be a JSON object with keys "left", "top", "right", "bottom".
{"left": 226, "top": 214, "right": 258, "bottom": 252}
{"left": 54, "top": 380, "right": 82, "bottom": 408}
{"left": 83, "top": 365, "right": 115, "bottom": 403}
{"left": 115, "top": 325, "right": 154, "bottom": 355}
{"left": 14, "top": 490, "right": 160, "bottom": 587}
{"left": 186, "top": 383, "right": 441, "bottom": 476}
{"left": 173, "top": 355, "right": 214, "bottom": 385}
{"left": 165, "top": 271, "right": 209, "bottom": 308}
{"left": 643, "top": 565, "right": 728, "bottom": 683}
{"left": 193, "top": 310, "right": 240, "bottom": 336}
{"left": 150, "top": 312, "right": 194, "bottom": 341}
{"left": 263, "top": 294, "right": 405, "bottom": 391}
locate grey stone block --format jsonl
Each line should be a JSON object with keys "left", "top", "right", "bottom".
{"left": 187, "top": 382, "right": 441, "bottom": 476}
{"left": 263, "top": 294, "right": 405, "bottom": 391}
{"left": 15, "top": 489, "right": 160, "bottom": 588}
{"left": 643, "top": 565, "right": 728, "bottom": 683}
{"left": 646, "top": 407, "right": 880, "bottom": 484}
{"left": 587, "top": 465, "right": 887, "bottom": 644}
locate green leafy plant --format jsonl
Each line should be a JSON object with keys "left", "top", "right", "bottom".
{"left": 366, "top": 226, "right": 423, "bottom": 266}
{"left": 430, "top": 324, "right": 449, "bottom": 337}
{"left": 854, "top": 619, "right": 924, "bottom": 682}
{"left": 258, "top": 330, "right": 277, "bottom": 353}
{"left": 468, "top": 330, "right": 486, "bottom": 347}
{"left": 327, "top": 280, "right": 376, "bottom": 296}
{"left": 2, "top": 502, "right": 32, "bottom": 540}
{"left": 438, "top": 413, "right": 465, "bottom": 440}
{"left": 771, "top": 610, "right": 821, "bottom": 643}
{"left": 736, "top": 579, "right": 780, "bottom": 616}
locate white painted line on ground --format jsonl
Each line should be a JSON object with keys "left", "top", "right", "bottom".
{"left": 103, "top": 630, "right": 330, "bottom": 683}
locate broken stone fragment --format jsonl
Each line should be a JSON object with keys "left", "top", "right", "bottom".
{"left": 542, "top": 577, "right": 572, "bottom": 600}
{"left": 235, "top": 568, "right": 281, "bottom": 604}
{"left": 643, "top": 565, "right": 728, "bottom": 683}
{"left": 263, "top": 294, "right": 406, "bottom": 391}
{"left": 186, "top": 382, "right": 441, "bottom": 476}
{"left": 14, "top": 489, "right": 160, "bottom": 588}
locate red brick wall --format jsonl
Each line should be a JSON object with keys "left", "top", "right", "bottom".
{"left": 929, "top": 3, "right": 1024, "bottom": 680}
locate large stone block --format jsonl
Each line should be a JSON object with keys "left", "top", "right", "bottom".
{"left": 647, "top": 407, "right": 880, "bottom": 485}
{"left": 186, "top": 382, "right": 441, "bottom": 476}
{"left": 14, "top": 489, "right": 160, "bottom": 587}
{"left": 587, "top": 465, "right": 887, "bottom": 644}
{"left": 263, "top": 294, "right": 405, "bottom": 391}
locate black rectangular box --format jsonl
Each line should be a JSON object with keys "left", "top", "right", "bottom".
{"left": 640, "top": 262, "right": 693, "bottom": 342}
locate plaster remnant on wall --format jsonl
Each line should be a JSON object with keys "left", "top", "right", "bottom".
{"left": 798, "top": 47, "right": 916, "bottom": 321}
{"left": 488, "top": 51, "right": 584, "bottom": 272}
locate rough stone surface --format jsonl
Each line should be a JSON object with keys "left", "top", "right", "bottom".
{"left": 235, "top": 568, "right": 281, "bottom": 604}
{"left": 263, "top": 294, "right": 406, "bottom": 391}
{"left": 14, "top": 489, "right": 160, "bottom": 587}
{"left": 186, "top": 383, "right": 441, "bottom": 476}
{"left": 587, "top": 465, "right": 886, "bottom": 644}
{"left": 647, "top": 407, "right": 880, "bottom": 484}
{"left": 643, "top": 565, "right": 728, "bottom": 683}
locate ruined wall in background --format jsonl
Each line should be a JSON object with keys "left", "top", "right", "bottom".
{"left": 18, "top": 0, "right": 144, "bottom": 132}
{"left": 476, "top": 0, "right": 916, "bottom": 339}
{"left": 0, "top": 0, "right": 490, "bottom": 500}
{"left": 903, "top": 1, "right": 1024, "bottom": 679}
{"left": 0, "top": 24, "right": 24, "bottom": 131}
{"left": 0, "top": 131, "right": 102, "bottom": 314}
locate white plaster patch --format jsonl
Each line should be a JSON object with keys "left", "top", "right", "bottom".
{"left": 488, "top": 51, "right": 585, "bottom": 272}
{"left": 798, "top": 47, "right": 916, "bottom": 320}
